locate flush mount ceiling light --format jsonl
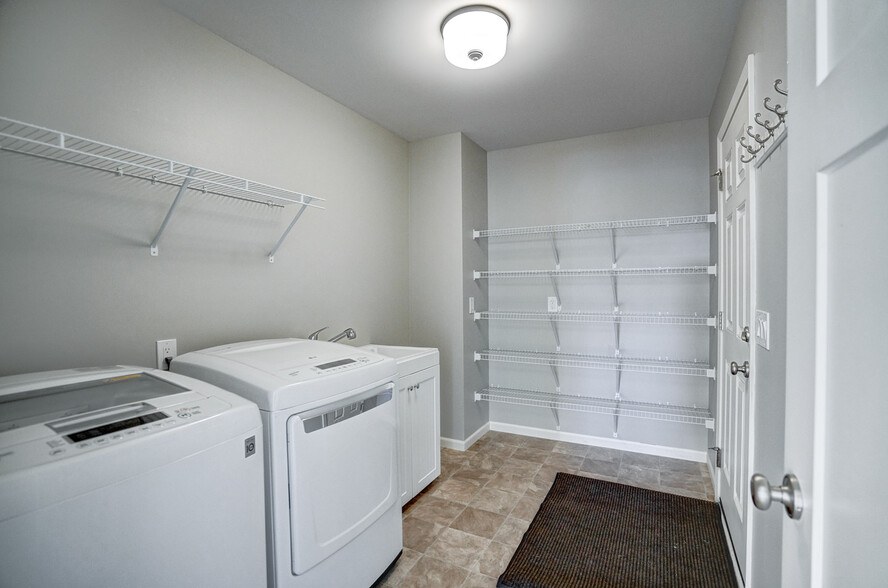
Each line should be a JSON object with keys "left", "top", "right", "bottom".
{"left": 441, "top": 5, "right": 510, "bottom": 70}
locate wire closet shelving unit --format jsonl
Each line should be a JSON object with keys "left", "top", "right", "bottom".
{"left": 0, "top": 116, "right": 324, "bottom": 262}
{"left": 474, "top": 213, "right": 717, "bottom": 433}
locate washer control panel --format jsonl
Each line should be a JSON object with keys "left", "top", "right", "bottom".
{"left": 0, "top": 392, "right": 229, "bottom": 475}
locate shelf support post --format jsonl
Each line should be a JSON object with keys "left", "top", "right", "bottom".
{"left": 268, "top": 197, "right": 313, "bottom": 263}
{"left": 150, "top": 167, "right": 197, "bottom": 257}
{"left": 609, "top": 228, "right": 623, "bottom": 438}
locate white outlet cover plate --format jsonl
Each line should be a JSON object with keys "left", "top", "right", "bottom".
{"left": 755, "top": 310, "right": 770, "bottom": 350}
{"left": 156, "top": 339, "right": 177, "bottom": 370}
{"left": 547, "top": 296, "right": 559, "bottom": 313}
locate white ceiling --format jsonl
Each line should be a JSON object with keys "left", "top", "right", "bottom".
{"left": 161, "top": 0, "right": 743, "bottom": 151}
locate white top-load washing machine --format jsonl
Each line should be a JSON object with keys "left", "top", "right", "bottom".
{"left": 0, "top": 366, "right": 266, "bottom": 588}
{"left": 171, "top": 339, "right": 402, "bottom": 588}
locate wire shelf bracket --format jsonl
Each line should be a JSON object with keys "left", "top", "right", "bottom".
{"left": 267, "top": 197, "right": 313, "bottom": 263}
{"left": 0, "top": 116, "right": 325, "bottom": 261}
{"left": 150, "top": 167, "right": 196, "bottom": 256}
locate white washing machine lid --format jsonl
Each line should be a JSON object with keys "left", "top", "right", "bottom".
{"left": 0, "top": 366, "right": 260, "bottom": 479}
{"left": 0, "top": 368, "right": 187, "bottom": 433}
{"left": 171, "top": 339, "right": 397, "bottom": 412}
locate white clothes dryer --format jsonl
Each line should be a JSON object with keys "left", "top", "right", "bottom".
{"left": 172, "top": 339, "right": 402, "bottom": 588}
{"left": 0, "top": 366, "right": 267, "bottom": 588}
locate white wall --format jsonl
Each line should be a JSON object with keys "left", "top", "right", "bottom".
{"left": 708, "top": 0, "right": 788, "bottom": 584}
{"left": 0, "top": 0, "right": 409, "bottom": 374}
{"left": 487, "top": 118, "right": 712, "bottom": 454}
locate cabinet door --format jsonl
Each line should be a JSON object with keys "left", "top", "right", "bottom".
{"left": 409, "top": 366, "right": 440, "bottom": 493}
{"left": 397, "top": 382, "right": 411, "bottom": 505}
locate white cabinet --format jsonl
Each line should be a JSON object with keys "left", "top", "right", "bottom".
{"left": 360, "top": 345, "right": 440, "bottom": 505}
{"left": 398, "top": 365, "right": 440, "bottom": 504}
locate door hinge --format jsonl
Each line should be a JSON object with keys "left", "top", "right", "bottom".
{"left": 709, "top": 446, "right": 722, "bottom": 468}
{"left": 717, "top": 311, "right": 724, "bottom": 330}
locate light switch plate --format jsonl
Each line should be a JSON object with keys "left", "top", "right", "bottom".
{"left": 755, "top": 310, "right": 770, "bottom": 350}
{"left": 547, "top": 296, "right": 559, "bottom": 313}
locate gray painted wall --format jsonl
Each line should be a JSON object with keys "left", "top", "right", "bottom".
{"left": 487, "top": 119, "right": 712, "bottom": 453}
{"left": 408, "top": 133, "right": 464, "bottom": 440}
{"left": 408, "top": 132, "right": 488, "bottom": 443}
{"left": 707, "top": 0, "right": 787, "bottom": 583}
{"left": 0, "top": 0, "right": 409, "bottom": 375}
{"left": 460, "top": 134, "right": 489, "bottom": 439}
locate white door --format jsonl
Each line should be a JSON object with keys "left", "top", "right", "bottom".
{"left": 781, "top": 0, "right": 888, "bottom": 586}
{"left": 716, "top": 55, "right": 756, "bottom": 581}
{"left": 398, "top": 365, "right": 441, "bottom": 505}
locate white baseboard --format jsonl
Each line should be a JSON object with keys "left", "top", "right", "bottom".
{"left": 440, "top": 421, "right": 490, "bottom": 452}
{"left": 488, "top": 421, "right": 709, "bottom": 463}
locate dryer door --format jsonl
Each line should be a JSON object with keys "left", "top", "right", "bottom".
{"left": 286, "top": 382, "right": 398, "bottom": 575}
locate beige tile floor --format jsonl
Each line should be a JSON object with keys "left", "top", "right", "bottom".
{"left": 374, "top": 430, "right": 715, "bottom": 588}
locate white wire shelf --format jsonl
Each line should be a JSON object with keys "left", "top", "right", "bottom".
{"left": 474, "top": 310, "right": 716, "bottom": 327}
{"left": 474, "top": 213, "right": 715, "bottom": 239}
{"left": 474, "top": 266, "right": 716, "bottom": 280}
{"left": 475, "top": 387, "right": 714, "bottom": 429}
{"left": 0, "top": 116, "right": 324, "bottom": 261}
{"left": 475, "top": 349, "right": 715, "bottom": 378}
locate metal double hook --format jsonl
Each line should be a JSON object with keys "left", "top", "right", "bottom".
{"left": 774, "top": 78, "right": 788, "bottom": 96}
{"left": 763, "top": 97, "right": 787, "bottom": 122}
{"left": 740, "top": 127, "right": 765, "bottom": 163}
{"left": 755, "top": 111, "right": 782, "bottom": 133}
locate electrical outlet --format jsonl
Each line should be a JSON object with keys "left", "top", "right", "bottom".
{"left": 547, "top": 296, "right": 559, "bottom": 313}
{"left": 156, "top": 339, "right": 177, "bottom": 370}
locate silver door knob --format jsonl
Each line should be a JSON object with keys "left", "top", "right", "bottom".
{"left": 730, "top": 360, "right": 750, "bottom": 378}
{"left": 741, "top": 326, "right": 751, "bottom": 342}
{"left": 751, "top": 473, "right": 803, "bottom": 520}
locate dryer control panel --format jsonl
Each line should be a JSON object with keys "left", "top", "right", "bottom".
{"left": 285, "top": 353, "right": 377, "bottom": 380}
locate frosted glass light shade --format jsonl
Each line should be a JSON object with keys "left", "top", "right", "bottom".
{"left": 441, "top": 6, "right": 510, "bottom": 70}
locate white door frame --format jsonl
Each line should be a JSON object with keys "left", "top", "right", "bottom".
{"left": 715, "top": 53, "right": 757, "bottom": 583}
